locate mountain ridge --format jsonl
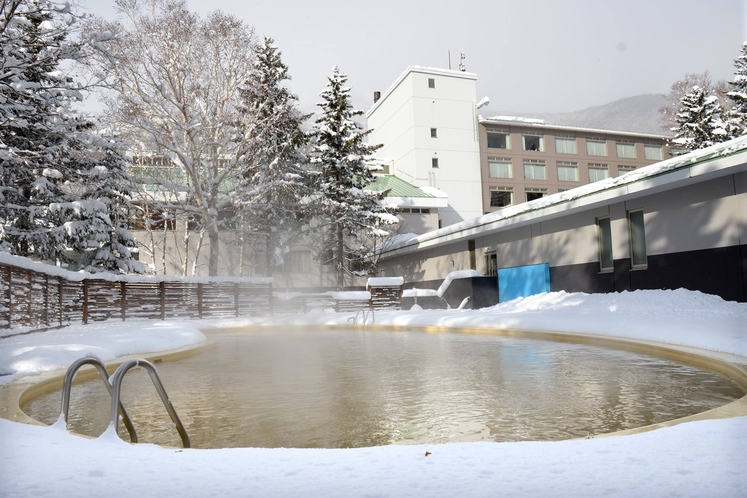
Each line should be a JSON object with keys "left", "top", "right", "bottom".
{"left": 489, "top": 94, "right": 671, "bottom": 136}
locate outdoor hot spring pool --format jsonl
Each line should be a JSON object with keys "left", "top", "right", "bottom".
{"left": 22, "top": 328, "right": 745, "bottom": 449}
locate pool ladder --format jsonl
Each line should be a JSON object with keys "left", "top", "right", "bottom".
{"left": 60, "top": 357, "right": 191, "bottom": 448}
{"left": 348, "top": 309, "right": 375, "bottom": 327}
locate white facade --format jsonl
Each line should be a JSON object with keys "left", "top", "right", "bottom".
{"left": 366, "top": 67, "right": 483, "bottom": 227}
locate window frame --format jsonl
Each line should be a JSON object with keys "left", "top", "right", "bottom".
{"left": 522, "top": 134, "right": 545, "bottom": 152}
{"left": 644, "top": 144, "right": 663, "bottom": 160}
{"left": 488, "top": 158, "right": 513, "bottom": 178}
{"left": 430, "top": 128, "right": 438, "bottom": 138}
{"left": 556, "top": 161, "right": 579, "bottom": 182}
{"left": 628, "top": 210, "right": 648, "bottom": 269}
{"left": 616, "top": 141, "right": 637, "bottom": 159}
{"left": 428, "top": 78, "right": 436, "bottom": 89}
{"left": 431, "top": 157, "right": 439, "bottom": 168}
{"left": 489, "top": 187, "right": 513, "bottom": 208}
{"left": 617, "top": 165, "right": 636, "bottom": 175}
{"left": 586, "top": 138, "right": 608, "bottom": 156}
{"left": 597, "top": 216, "right": 614, "bottom": 272}
{"left": 554, "top": 136, "right": 577, "bottom": 154}
{"left": 588, "top": 163, "right": 609, "bottom": 182}
{"left": 525, "top": 188, "right": 547, "bottom": 202}
{"left": 523, "top": 159, "right": 547, "bottom": 180}
{"left": 486, "top": 129, "right": 510, "bottom": 149}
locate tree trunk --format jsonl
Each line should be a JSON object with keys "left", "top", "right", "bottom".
{"left": 336, "top": 222, "right": 344, "bottom": 289}
{"left": 208, "top": 224, "right": 220, "bottom": 276}
{"left": 265, "top": 233, "right": 272, "bottom": 278}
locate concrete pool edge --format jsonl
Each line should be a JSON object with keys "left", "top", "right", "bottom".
{"left": 2, "top": 322, "right": 746, "bottom": 442}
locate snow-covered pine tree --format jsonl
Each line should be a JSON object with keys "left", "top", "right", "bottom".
{"left": 670, "top": 85, "right": 728, "bottom": 155}
{"left": 726, "top": 41, "right": 747, "bottom": 138}
{"left": 310, "top": 67, "right": 397, "bottom": 288}
{"left": 236, "top": 37, "right": 311, "bottom": 277}
{"left": 0, "top": 0, "right": 142, "bottom": 272}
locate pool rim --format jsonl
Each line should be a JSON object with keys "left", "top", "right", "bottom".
{"left": 2, "top": 323, "right": 747, "bottom": 443}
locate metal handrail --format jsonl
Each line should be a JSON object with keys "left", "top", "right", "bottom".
{"left": 108, "top": 358, "right": 191, "bottom": 448}
{"left": 351, "top": 309, "right": 375, "bottom": 327}
{"left": 60, "top": 356, "right": 138, "bottom": 443}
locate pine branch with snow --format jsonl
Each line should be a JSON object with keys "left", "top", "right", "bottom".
{"left": 726, "top": 41, "right": 747, "bottom": 138}
{"left": 670, "top": 85, "right": 727, "bottom": 155}
{"left": 0, "top": 0, "right": 142, "bottom": 273}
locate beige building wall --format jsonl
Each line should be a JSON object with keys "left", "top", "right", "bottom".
{"left": 381, "top": 173, "right": 745, "bottom": 285}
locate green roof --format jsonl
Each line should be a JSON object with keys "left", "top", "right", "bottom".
{"left": 365, "top": 175, "right": 434, "bottom": 198}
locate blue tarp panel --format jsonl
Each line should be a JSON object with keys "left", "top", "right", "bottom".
{"left": 498, "top": 263, "right": 551, "bottom": 303}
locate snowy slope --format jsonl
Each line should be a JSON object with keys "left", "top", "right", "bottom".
{"left": 493, "top": 94, "right": 670, "bottom": 135}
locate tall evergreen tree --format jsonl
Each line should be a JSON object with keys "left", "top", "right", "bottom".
{"left": 0, "top": 0, "right": 142, "bottom": 272}
{"left": 237, "top": 37, "right": 311, "bottom": 277}
{"left": 670, "top": 85, "right": 728, "bottom": 155}
{"left": 726, "top": 41, "right": 747, "bottom": 138}
{"left": 310, "top": 67, "right": 397, "bottom": 288}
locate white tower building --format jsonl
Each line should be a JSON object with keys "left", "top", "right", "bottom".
{"left": 366, "top": 66, "right": 483, "bottom": 227}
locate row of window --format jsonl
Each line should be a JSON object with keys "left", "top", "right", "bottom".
{"left": 488, "top": 159, "right": 636, "bottom": 182}
{"left": 597, "top": 212, "right": 647, "bottom": 272}
{"left": 400, "top": 208, "right": 431, "bottom": 214}
{"left": 486, "top": 130, "right": 664, "bottom": 160}
{"left": 489, "top": 187, "right": 549, "bottom": 207}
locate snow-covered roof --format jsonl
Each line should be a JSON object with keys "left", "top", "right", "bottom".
{"left": 366, "top": 66, "right": 477, "bottom": 118}
{"left": 367, "top": 175, "right": 449, "bottom": 209}
{"left": 480, "top": 115, "right": 668, "bottom": 140}
{"left": 381, "top": 135, "right": 747, "bottom": 259}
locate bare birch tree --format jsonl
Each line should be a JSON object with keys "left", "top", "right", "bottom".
{"left": 83, "top": 0, "right": 257, "bottom": 275}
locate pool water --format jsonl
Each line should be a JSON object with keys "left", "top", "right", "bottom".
{"left": 22, "top": 328, "right": 744, "bottom": 449}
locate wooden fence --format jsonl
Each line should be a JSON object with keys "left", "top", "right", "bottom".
{"left": 0, "top": 262, "right": 273, "bottom": 329}
{"left": 0, "top": 260, "right": 403, "bottom": 331}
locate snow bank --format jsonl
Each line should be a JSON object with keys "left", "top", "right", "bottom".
{"left": 367, "top": 276, "right": 404, "bottom": 287}
{"left": 0, "top": 321, "right": 206, "bottom": 384}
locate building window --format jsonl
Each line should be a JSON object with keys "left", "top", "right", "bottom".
{"left": 628, "top": 210, "right": 647, "bottom": 268}
{"left": 400, "top": 208, "right": 411, "bottom": 213}
{"left": 428, "top": 78, "right": 435, "bottom": 88}
{"left": 618, "top": 165, "right": 636, "bottom": 175}
{"left": 485, "top": 252, "right": 497, "bottom": 277}
{"left": 616, "top": 141, "right": 636, "bottom": 159}
{"left": 644, "top": 144, "right": 663, "bottom": 160}
{"left": 555, "top": 136, "right": 577, "bottom": 154}
{"left": 523, "top": 159, "right": 546, "bottom": 180}
{"left": 588, "top": 163, "right": 609, "bottom": 182}
{"left": 597, "top": 217, "right": 613, "bottom": 272}
{"left": 556, "top": 161, "right": 579, "bottom": 182}
{"left": 489, "top": 187, "right": 513, "bottom": 207}
{"left": 487, "top": 130, "right": 510, "bottom": 149}
{"left": 586, "top": 138, "right": 607, "bottom": 156}
{"left": 523, "top": 134, "right": 544, "bottom": 151}
{"left": 525, "top": 188, "right": 547, "bottom": 202}
{"left": 421, "top": 208, "right": 430, "bottom": 214}
{"left": 432, "top": 157, "right": 439, "bottom": 168}
{"left": 430, "top": 128, "right": 438, "bottom": 138}
{"left": 286, "top": 250, "right": 312, "bottom": 273}
{"left": 488, "top": 158, "right": 512, "bottom": 178}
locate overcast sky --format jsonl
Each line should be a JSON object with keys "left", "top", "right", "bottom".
{"left": 81, "top": 0, "right": 745, "bottom": 116}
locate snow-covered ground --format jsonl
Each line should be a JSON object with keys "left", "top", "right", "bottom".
{"left": 1, "top": 289, "right": 745, "bottom": 497}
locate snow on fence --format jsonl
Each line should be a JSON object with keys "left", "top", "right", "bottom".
{"left": 0, "top": 256, "right": 404, "bottom": 331}
{"left": 0, "top": 260, "right": 274, "bottom": 329}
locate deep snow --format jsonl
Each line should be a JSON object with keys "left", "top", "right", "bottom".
{"left": 0, "top": 289, "right": 745, "bottom": 498}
